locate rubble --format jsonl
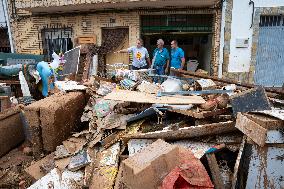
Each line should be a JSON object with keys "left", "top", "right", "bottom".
{"left": 25, "top": 153, "right": 55, "bottom": 181}
{"left": 1, "top": 54, "right": 283, "bottom": 188}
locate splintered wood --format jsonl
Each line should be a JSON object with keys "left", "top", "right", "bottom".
{"left": 235, "top": 113, "right": 284, "bottom": 147}
{"left": 104, "top": 90, "right": 205, "bottom": 104}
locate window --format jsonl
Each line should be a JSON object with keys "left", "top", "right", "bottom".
{"left": 41, "top": 27, "right": 73, "bottom": 61}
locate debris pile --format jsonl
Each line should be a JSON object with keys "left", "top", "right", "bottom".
{"left": 1, "top": 68, "right": 284, "bottom": 188}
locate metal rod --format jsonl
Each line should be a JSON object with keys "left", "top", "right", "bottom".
{"left": 157, "top": 90, "right": 233, "bottom": 97}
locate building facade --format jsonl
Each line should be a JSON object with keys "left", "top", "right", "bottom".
{"left": 8, "top": 0, "right": 284, "bottom": 86}
{"left": 220, "top": 0, "right": 284, "bottom": 87}
{"left": 9, "top": 0, "right": 222, "bottom": 75}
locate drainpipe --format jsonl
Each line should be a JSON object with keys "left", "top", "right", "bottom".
{"left": 218, "top": 0, "right": 226, "bottom": 78}
{"left": 3, "top": 0, "right": 15, "bottom": 53}
{"left": 249, "top": 0, "right": 255, "bottom": 28}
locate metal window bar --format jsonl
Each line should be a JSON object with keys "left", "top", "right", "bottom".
{"left": 40, "top": 26, "right": 73, "bottom": 61}
{"left": 259, "top": 15, "right": 284, "bottom": 27}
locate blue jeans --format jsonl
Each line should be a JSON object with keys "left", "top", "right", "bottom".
{"left": 154, "top": 65, "right": 165, "bottom": 83}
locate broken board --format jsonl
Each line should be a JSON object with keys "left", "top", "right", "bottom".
{"left": 124, "top": 121, "right": 236, "bottom": 140}
{"left": 104, "top": 90, "right": 205, "bottom": 104}
{"left": 230, "top": 87, "right": 271, "bottom": 116}
{"left": 169, "top": 108, "right": 229, "bottom": 119}
{"left": 206, "top": 153, "right": 224, "bottom": 189}
{"left": 235, "top": 113, "right": 283, "bottom": 147}
{"left": 25, "top": 153, "right": 55, "bottom": 181}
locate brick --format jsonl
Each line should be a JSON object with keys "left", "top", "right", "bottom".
{"left": 122, "top": 139, "right": 179, "bottom": 189}
{"left": 0, "top": 106, "right": 25, "bottom": 157}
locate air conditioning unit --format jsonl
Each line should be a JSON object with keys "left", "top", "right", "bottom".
{"left": 236, "top": 38, "right": 249, "bottom": 48}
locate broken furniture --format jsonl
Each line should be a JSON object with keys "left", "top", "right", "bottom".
{"left": 0, "top": 105, "right": 25, "bottom": 157}
{"left": 24, "top": 92, "right": 86, "bottom": 158}
{"left": 234, "top": 112, "right": 284, "bottom": 188}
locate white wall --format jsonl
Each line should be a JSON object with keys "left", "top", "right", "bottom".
{"left": 219, "top": 0, "right": 284, "bottom": 73}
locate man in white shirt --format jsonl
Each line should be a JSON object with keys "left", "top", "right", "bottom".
{"left": 116, "top": 38, "right": 151, "bottom": 70}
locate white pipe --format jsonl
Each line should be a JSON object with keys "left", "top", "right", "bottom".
{"left": 3, "top": 0, "right": 15, "bottom": 53}
{"left": 218, "top": 0, "right": 226, "bottom": 78}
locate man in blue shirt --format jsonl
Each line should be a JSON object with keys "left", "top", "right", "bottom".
{"left": 152, "top": 39, "right": 170, "bottom": 79}
{"left": 170, "top": 40, "right": 185, "bottom": 73}
{"left": 36, "top": 61, "right": 53, "bottom": 97}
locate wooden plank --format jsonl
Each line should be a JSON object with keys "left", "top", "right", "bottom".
{"left": 0, "top": 80, "right": 20, "bottom": 85}
{"left": 245, "top": 113, "right": 283, "bottom": 129}
{"left": 169, "top": 108, "right": 229, "bottom": 119}
{"left": 206, "top": 153, "right": 225, "bottom": 189}
{"left": 124, "top": 121, "right": 236, "bottom": 140}
{"left": 104, "top": 90, "right": 206, "bottom": 105}
{"left": 235, "top": 113, "right": 267, "bottom": 147}
{"left": 231, "top": 137, "right": 246, "bottom": 189}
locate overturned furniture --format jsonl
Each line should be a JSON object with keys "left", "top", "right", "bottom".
{"left": 24, "top": 92, "right": 86, "bottom": 158}
{"left": 0, "top": 105, "right": 25, "bottom": 157}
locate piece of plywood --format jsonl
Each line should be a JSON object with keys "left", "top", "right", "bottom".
{"left": 104, "top": 90, "right": 205, "bottom": 104}
{"left": 231, "top": 87, "right": 271, "bottom": 116}
{"left": 106, "top": 33, "right": 129, "bottom": 71}
{"left": 245, "top": 113, "right": 283, "bottom": 129}
{"left": 235, "top": 113, "right": 267, "bottom": 147}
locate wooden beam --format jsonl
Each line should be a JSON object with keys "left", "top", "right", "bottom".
{"left": 206, "top": 153, "right": 225, "bottom": 189}
{"left": 244, "top": 113, "right": 283, "bottom": 129}
{"left": 169, "top": 108, "right": 229, "bottom": 119}
{"left": 124, "top": 121, "right": 236, "bottom": 140}
{"left": 171, "top": 69, "right": 284, "bottom": 95}
{"left": 231, "top": 137, "right": 246, "bottom": 189}
{"left": 0, "top": 80, "right": 20, "bottom": 85}
{"left": 235, "top": 113, "right": 267, "bottom": 147}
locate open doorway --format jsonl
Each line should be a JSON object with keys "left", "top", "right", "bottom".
{"left": 102, "top": 28, "right": 129, "bottom": 74}
{"left": 143, "top": 34, "right": 212, "bottom": 72}
{"left": 141, "top": 14, "right": 214, "bottom": 73}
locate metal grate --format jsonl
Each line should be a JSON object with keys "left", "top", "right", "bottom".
{"left": 259, "top": 15, "right": 284, "bottom": 27}
{"left": 40, "top": 25, "right": 73, "bottom": 61}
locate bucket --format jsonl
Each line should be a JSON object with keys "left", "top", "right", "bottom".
{"left": 187, "top": 60, "right": 198, "bottom": 72}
